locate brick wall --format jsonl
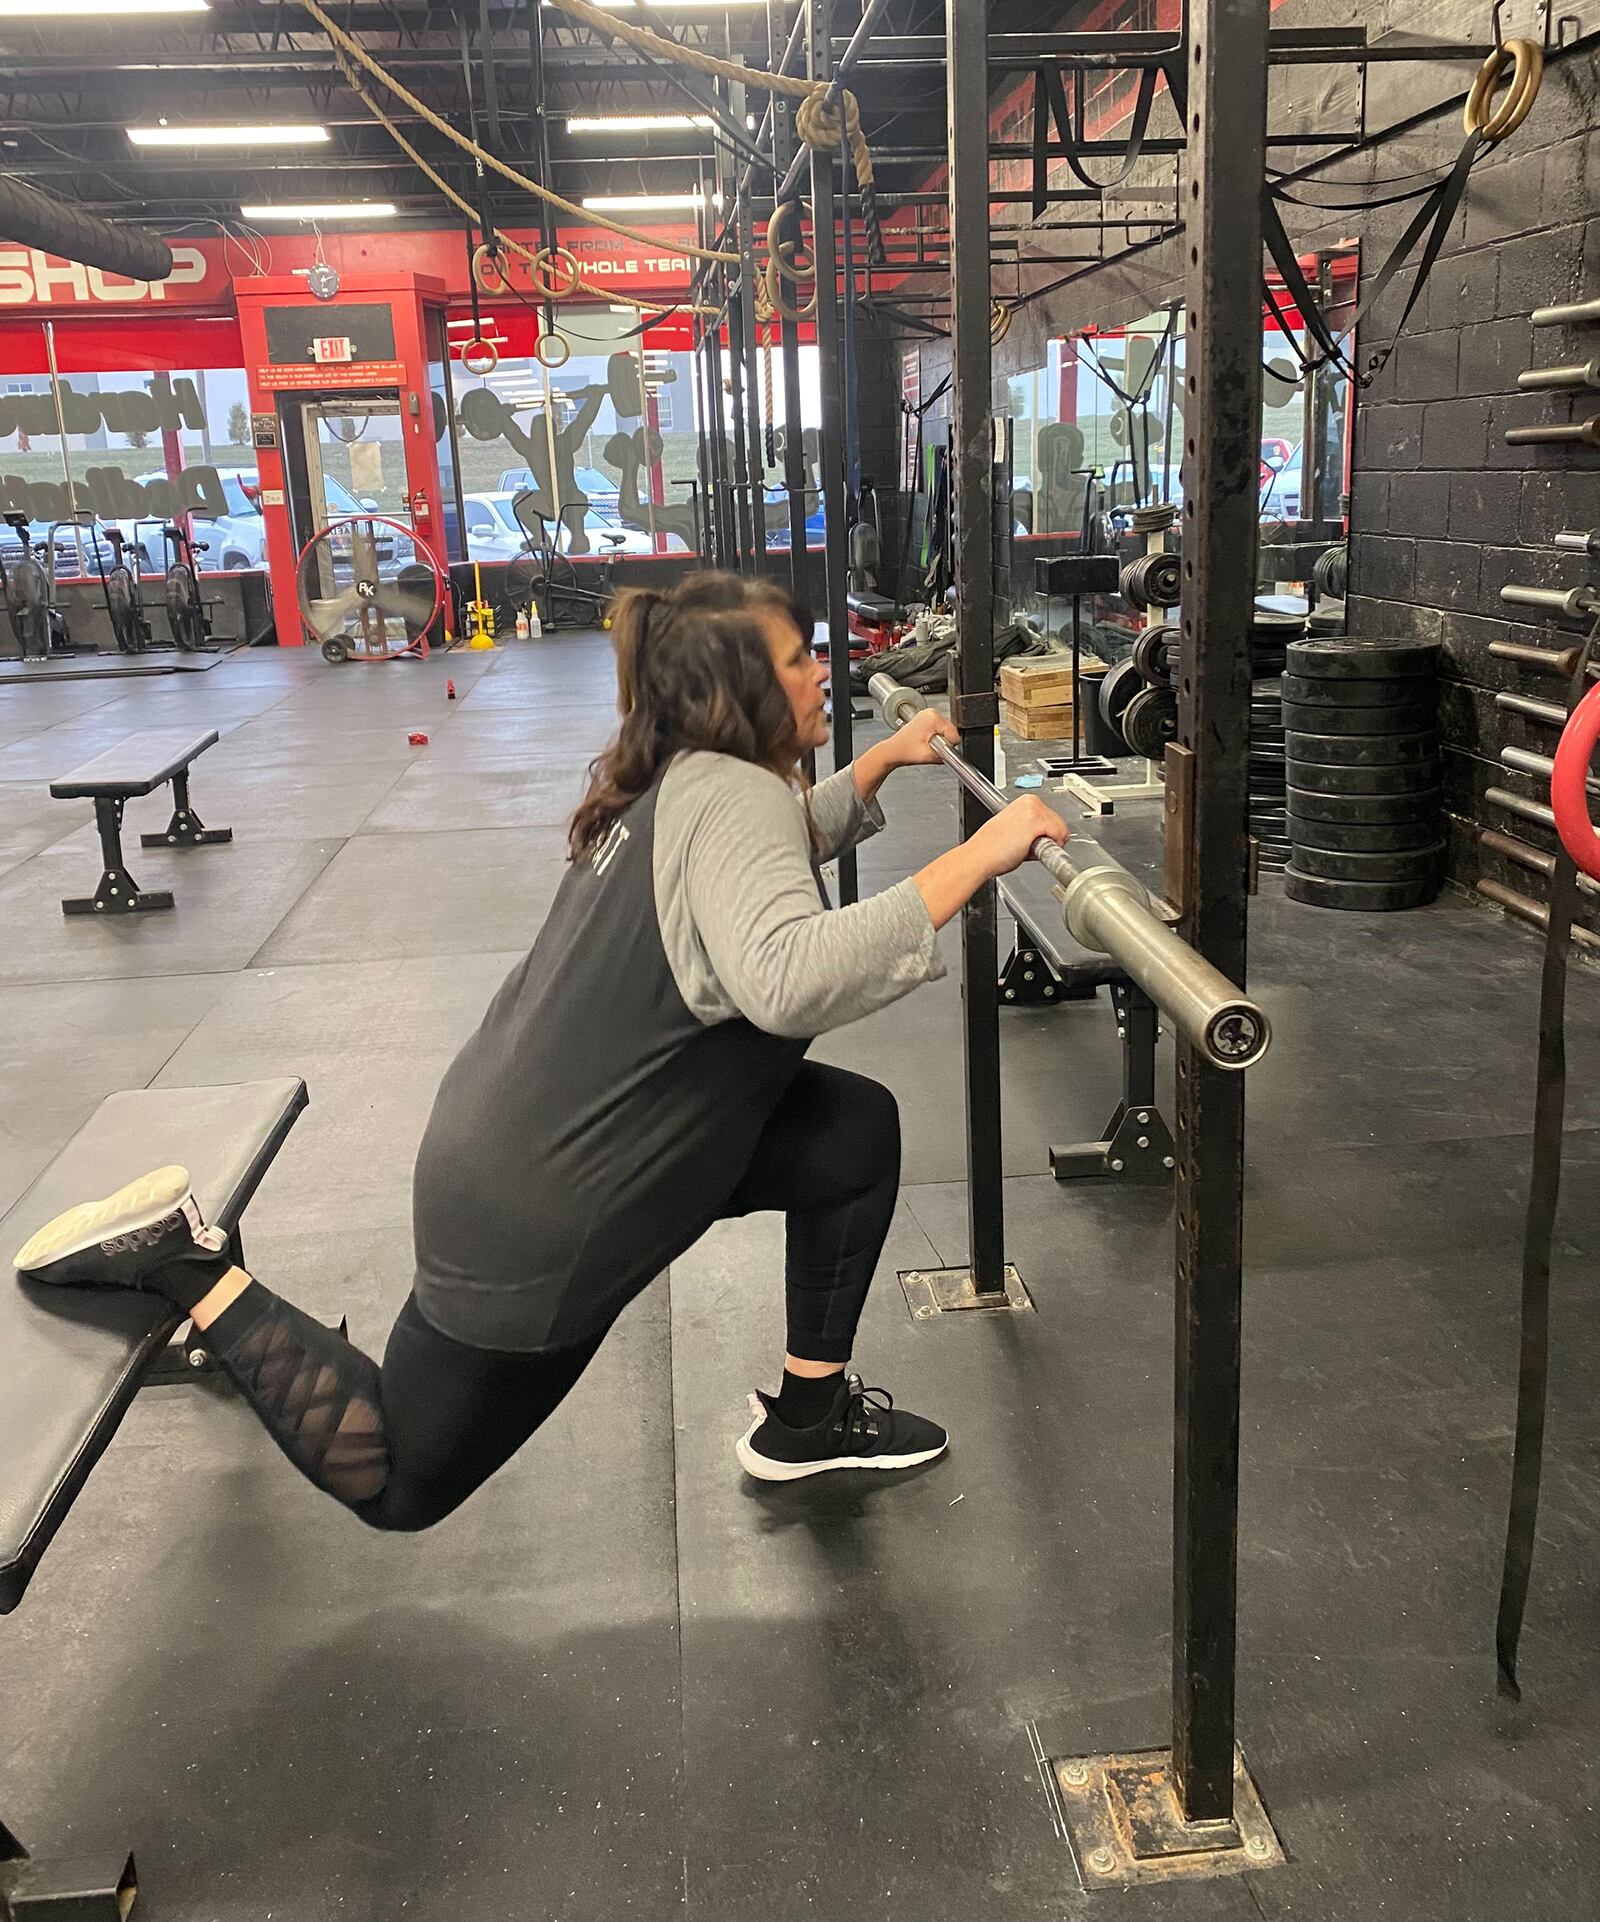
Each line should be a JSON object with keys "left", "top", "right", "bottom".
{"left": 1346, "top": 46, "right": 1599, "bottom": 926}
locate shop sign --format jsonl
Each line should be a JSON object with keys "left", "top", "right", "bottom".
{"left": 0, "top": 244, "right": 212, "bottom": 308}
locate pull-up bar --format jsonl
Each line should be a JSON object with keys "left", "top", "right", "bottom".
{"left": 868, "top": 673, "right": 1271, "bottom": 1072}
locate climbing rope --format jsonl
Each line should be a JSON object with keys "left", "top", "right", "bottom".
{"left": 326, "top": 42, "right": 721, "bottom": 323}
{"left": 296, "top": 0, "right": 739, "bottom": 266}
{"left": 546, "top": 0, "right": 885, "bottom": 267}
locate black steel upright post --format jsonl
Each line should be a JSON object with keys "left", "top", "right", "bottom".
{"left": 732, "top": 61, "right": 768, "bottom": 577}
{"left": 947, "top": 0, "right": 1005, "bottom": 1298}
{"left": 1172, "top": 0, "right": 1269, "bottom": 1825}
{"left": 716, "top": 125, "right": 758, "bottom": 575}
{"left": 768, "top": 0, "right": 812, "bottom": 602}
{"left": 807, "top": 0, "right": 857, "bottom": 904}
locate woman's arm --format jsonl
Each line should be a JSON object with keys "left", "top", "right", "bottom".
{"left": 671, "top": 759, "right": 1069, "bottom": 1037}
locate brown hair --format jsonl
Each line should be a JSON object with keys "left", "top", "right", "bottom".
{"left": 568, "top": 571, "right": 814, "bottom": 861}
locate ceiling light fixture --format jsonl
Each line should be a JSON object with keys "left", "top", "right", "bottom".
{"left": 128, "top": 123, "right": 330, "bottom": 147}
{"left": 0, "top": 0, "right": 210, "bottom": 14}
{"left": 240, "top": 202, "right": 399, "bottom": 222}
{"left": 540, "top": 2, "right": 763, "bottom": 11}
{"left": 581, "top": 192, "right": 704, "bottom": 212}
{"left": 566, "top": 114, "right": 713, "bottom": 133}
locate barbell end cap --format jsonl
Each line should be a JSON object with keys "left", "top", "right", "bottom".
{"left": 868, "top": 673, "right": 924, "bottom": 728}
{"left": 1203, "top": 1002, "right": 1272, "bottom": 1070}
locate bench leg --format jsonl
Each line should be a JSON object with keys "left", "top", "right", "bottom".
{"left": 1, "top": 1819, "right": 137, "bottom": 1922}
{"left": 1051, "top": 984, "right": 1176, "bottom": 1183}
{"left": 998, "top": 938, "right": 1098, "bottom": 1005}
{"left": 62, "top": 798, "right": 174, "bottom": 916}
{"left": 139, "top": 768, "right": 232, "bottom": 851}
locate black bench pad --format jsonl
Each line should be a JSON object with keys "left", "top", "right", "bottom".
{"left": 50, "top": 729, "right": 220, "bottom": 801}
{"left": 0, "top": 1077, "right": 307, "bottom": 1614}
{"left": 1000, "top": 867, "right": 1128, "bottom": 990}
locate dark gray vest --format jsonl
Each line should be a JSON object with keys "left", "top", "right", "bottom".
{"left": 411, "top": 775, "right": 808, "bottom": 1350}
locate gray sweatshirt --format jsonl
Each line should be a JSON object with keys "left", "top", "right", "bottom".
{"left": 410, "top": 753, "right": 942, "bottom": 1350}
{"left": 655, "top": 752, "right": 945, "bottom": 1034}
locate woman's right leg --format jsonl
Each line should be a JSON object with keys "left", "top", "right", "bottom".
{"left": 195, "top": 1279, "right": 607, "bottom": 1532}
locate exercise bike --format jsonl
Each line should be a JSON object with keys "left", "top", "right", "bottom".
{"left": 1, "top": 513, "right": 51, "bottom": 660}
{"left": 161, "top": 523, "right": 211, "bottom": 653}
{"left": 94, "top": 524, "right": 152, "bottom": 655}
{"left": 502, "top": 494, "right": 623, "bottom": 631}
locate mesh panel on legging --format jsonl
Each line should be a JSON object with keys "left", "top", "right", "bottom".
{"left": 209, "top": 1286, "right": 390, "bottom": 1506}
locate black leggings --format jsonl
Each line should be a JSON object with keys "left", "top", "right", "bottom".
{"left": 203, "top": 1063, "right": 900, "bottom": 1532}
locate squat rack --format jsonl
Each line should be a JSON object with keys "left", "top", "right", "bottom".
{"left": 568, "top": 0, "right": 1536, "bottom": 1885}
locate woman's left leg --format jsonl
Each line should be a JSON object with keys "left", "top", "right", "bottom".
{"left": 717, "top": 1062, "right": 946, "bottom": 1479}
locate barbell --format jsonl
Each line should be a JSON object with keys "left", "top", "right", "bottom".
{"left": 868, "top": 673, "right": 1271, "bottom": 1070}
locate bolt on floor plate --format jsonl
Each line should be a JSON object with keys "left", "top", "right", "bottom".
{"left": 1051, "top": 1745, "right": 1283, "bottom": 1887}
{"left": 898, "top": 1265, "right": 1033, "bottom": 1320}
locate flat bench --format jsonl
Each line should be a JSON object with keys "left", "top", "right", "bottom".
{"left": 50, "top": 729, "right": 231, "bottom": 916}
{"left": 0, "top": 1076, "right": 306, "bottom": 1919}
{"left": 998, "top": 866, "right": 1174, "bottom": 1184}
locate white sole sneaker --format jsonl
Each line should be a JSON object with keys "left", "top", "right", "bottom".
{"left": 734, "top": 1409, "right": 949, "bottom": 1482}
{"left": 14, "top": 1164, "right": 194, "bottom": 1275}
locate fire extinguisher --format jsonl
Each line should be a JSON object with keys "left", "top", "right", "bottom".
{"left": 410, "top": 489, "right": 432, "bottom": 534}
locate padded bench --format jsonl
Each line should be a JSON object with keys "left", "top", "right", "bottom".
{"left": 50, "top": 729, "right": 231, "bottom": 917}
{"left": 0, "top": 1077, "right": 306, "bottom": 1920}
{"left": 998, "top": 865, "right": 1174, "bottom": 1184}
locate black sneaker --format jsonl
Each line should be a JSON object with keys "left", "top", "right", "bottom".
{"left": 13, "top": 1164, "right": 230, "bottom": 1303}
{"left": 736, "top": 1372, "right": 948, "bottom": 1482}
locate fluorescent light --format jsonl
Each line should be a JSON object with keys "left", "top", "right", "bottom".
{"left": 0, "top": 0, "right": 208, "bottom": 12}
{"left": 129, "top": 123, "right": 329, "bottom": 148}
{"left": 567, "top": 114, "right": 714, "bottom": 133}
{"left": 542, "top": 2, "right": 763, "bottom": 10}
{"left": 581, "top": 193, "right": 703, "bottom": 212}
{"left": 240, "top": 202, "right": 399, "bottom": 222}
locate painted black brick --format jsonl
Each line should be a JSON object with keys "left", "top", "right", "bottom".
{"left": 1353, "top": 535, "right": 1415, "bottom": 603}
{"left": 1349, "top": 471, "right": 1390, "bottom": 537}
{"left": 1423, "top": 248, "right": 1498, "bottom": 331}
{"left": 1495, "top": 225, "right": 1586, "bottom": 318}
{"left": 1462, "top": 145, "right": 1547, "bottom": 251}
{"left": 1358, "top": 401, "right": 1423, "bottom": 470}
{"left": 1388, "top": 470, "right": 1450, "bottom": 538}
{"left": 1456, "top": 315, "right": 1534, "bottom": 397}
{"left": 1447, "top": 470, "right": 1522, "bottom": 544}
{"left": 1414, "top": 538, "right": 1482, "bottom": 612}
{"left": 1420, "top": 398, "right": 1490, "bottom": 469}
{"left": 1391, "top": 329, "right": 1459, "bottom": 403}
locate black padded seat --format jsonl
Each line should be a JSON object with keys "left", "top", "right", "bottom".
{"left": 0, "top": 1077, "right": 307, "bottom": 1613}
{"left": 49, "top": 729, "right": 220, "bottom": 801}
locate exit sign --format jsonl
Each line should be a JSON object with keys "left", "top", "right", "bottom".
{"left": 312, "top": 335, "right": 355, "bottom": 364}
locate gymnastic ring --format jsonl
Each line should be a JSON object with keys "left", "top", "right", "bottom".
{"left": 471, "top": 243, "right": 509, "bottom": 294}
{"left": 990, "top": 300, "right": 1013, "bottom": 345}
{"left": 459, "top": 337, "right": 499, "bottom": 377}
{"left": 1463, "top": 37, "right": 1543, "bottom": 143}
{"left": 534, "top": 330, "right": 571, "bottom": 369}
{"left": 1549, "top": 679, "right": 1600, "bottom": 883}
{"left": 529, "top": 246, "right": 582, "bottom": 301}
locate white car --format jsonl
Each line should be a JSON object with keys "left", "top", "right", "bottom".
{"left": 122, "top": 468, "right": 386, "bottom": 571}
{"left": 462, "top": 492, "right": 538, "bottom": 563}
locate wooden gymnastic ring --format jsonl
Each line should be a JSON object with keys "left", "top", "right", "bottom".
{"left": 459, "top": 338, "right": 499, "bottom": 377}
{"left": 471, "top": 243, "right": 508, "bottom": 294}
{"left": 529, "top": 246, "right": 582, "bottom": 301}
{"left": 534, "top": 330, "right": 571, "bottom": 368}
{"left": 1463, "top": 38, "right": 1542, "bottom": 143}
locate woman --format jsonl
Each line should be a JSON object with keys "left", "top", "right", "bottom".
{"left": 14, "top": 573, "right": 1068, "bottom": 1527}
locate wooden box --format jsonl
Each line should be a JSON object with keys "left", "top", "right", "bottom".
{"left": 1002, "top": 697, "right": 1076, "bottom": 742}
{"left": 999, "top": 657, "right": 1078, "bottom": 709}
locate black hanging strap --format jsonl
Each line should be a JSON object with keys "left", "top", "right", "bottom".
{"left": 1496, "top": 629, "right": 1597, "bottom": 1701}
{"left": 1261, "top": 128, "right": 1484, "bottom": 381}
{"left": 1032, "top": 62, "right": 1157, "bottom": 217}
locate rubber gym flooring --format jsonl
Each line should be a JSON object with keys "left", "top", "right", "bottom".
{"left": 1, "top": 635, "right": 1597, "bottom": 1922}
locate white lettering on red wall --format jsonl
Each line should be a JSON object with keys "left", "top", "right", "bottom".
{"left": 0, "top": 245, "right": 209, "bottom": 307}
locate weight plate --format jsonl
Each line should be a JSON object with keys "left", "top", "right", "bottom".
{"left": 1290, "top": 840, "right": 1445, "bottom": 883}
{"left": 1288, "top": 816, "right": 1443, "bottom": 854}
{"left": 1280, "top": 672, "right": 1435, "bottom": 710}
{"left": 1286, "top": 785, "right": 1441, "bottom": 825}
{"left": 1287, "top": 757, "right": 1441, "bottom": 795}
{"left": 1121, "top": 683, "right": 1179, "bottom": 759}
{"left": 1285, "top": 866, "right": 1442, "bottom": 910}
{"left": 1099, "top": 656, "right": 1144, "bottom": 747}
{"left": 1286, "top": 638, "right": 1439, "bottom": 681}
{"left": 1284, "top": 728, "right": 1438, "bottom": 766}
{"left": 1130, "top": 624, "right": 1172, "bottom": 686}
{"left": 1281, "top": 698, "right": 1435, "bottom": 735}
{"left": 1306, "top": 599, "right": 1346, "bottom": 637}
